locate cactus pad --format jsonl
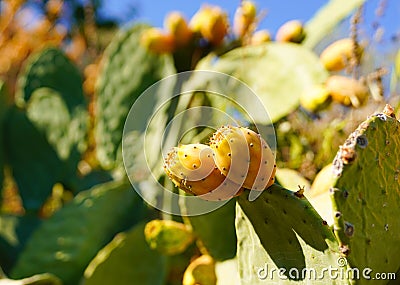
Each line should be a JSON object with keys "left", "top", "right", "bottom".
{"left": 330, "top": 106, "right": 400, "bottom": 284}
{"left": 0, "top": 81, "right": 7, "bottom": 190}
{"left": 11, "top": 181, "right": 143, "bottom": 285}
{"left": 95, "top": 23, "right": 175, "bottom": 169}
{"left": 236, "top": 185, "right": 346, "bottom": 284}
{"left": 4, "top": 107, "right": 68, "bottom": 211}
{"left": 84, "top": 223, "right": 168, "bottom": 285}
{"left": 181, "top": 198, "right": 237, "bottom": 261}
{"left": 16, "top": 47, "right": 85, "bottom": 109}
{"left": 194, "top": 42, "right": 328, "bottom": 123}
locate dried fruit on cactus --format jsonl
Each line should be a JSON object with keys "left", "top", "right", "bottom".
{"left": 164, "top": 144, "right": 242, "bottom": 201}
{"left": 275, "top": 20, "right": 305, "bottom": 43}
{"left": 140, "top": 28, "right": 175, "bottom": 54}
{"left": 189, "top": 5, "right": 229, "bottom": 46}
{"left": 210, "top": 126, "right": 276, "bottom": 190}
{"left": 325, "top": 75, "right": 369, "bottom": 108}
{"left": 320, "top": 38, "right": 363, "bottom": 71}
{"left": 164, "top": 11, "right": 193, "bottom": 47}
{"left": 233, "top": 0, "right": 257, "bottom": 38}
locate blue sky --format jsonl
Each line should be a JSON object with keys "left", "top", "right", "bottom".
{"left": 97, "top": 0, "right": 400, "bottom": 45}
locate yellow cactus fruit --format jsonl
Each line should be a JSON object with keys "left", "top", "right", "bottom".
{"left": 164, "top": 144, "right": 243, "bottom": 201}
{"left": 210, "top": 126, "right": 276, "bottom": 191}
{"left": 275, "top": 20, "right": 306, "bottom": 43}
{"left": 164, "top": 11, "right": 193, "bottom": 47}
{"left": 300, "top": 84, "right": 332, "bottom": 112}
{"left": 233, "top": 1, "right": 257, "bottom": 38}
{"left": 144, "top": 220, "right": 195, "bottom": 255}
{"left": 325, "top": 75, "right": 369, "bottom": 108}
{"left": 140, "top": 28, "right": 175, "bottom": 54}
{"left": 320, "top": 38, "right": 363, "bottom": 71}
{"left": 183, "top": 255, "right": 217, "bottom": 285}
{"left": 250, "top": 30, "right": 272, "bottom": 45}
{"left": 189, "top": 5, "right": 229, "bottom": 46}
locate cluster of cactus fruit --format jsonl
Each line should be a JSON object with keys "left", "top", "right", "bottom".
{"left": 140, "top": 0, "right": 307, "bottom": 56}
{"left": 163, "top": 126, "right": 276, "bottom": 200}
{"left": 300, "top": 37, "right": 370, "bottom": 112}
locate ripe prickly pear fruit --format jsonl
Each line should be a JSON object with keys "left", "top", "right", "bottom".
{"left": 189, "top": 5, "right": 229, "bottom": 46}
{"left": 210, "top": 126, "right": 276, "bottom": 191}
{"left": 182, "top": 255, "right": 217, "bottom": 285}
{"left": 233, "top": 0, "right": 257, "bottom": 38}
{"left": 164, "top": 144, "right": 242, "bottom": 201}
{"left": 250, "top": 30, "right": 272, "bottom": 45}
{"left": 144, "top": 219, "right": 195, "bottom": 255}
{"left": 140, "top": 28, "right": 175, "bottom": 54}
{"left": 275, "top": 20, "right": 305, "bottom": 43}
{"left": 320, "top": 38, "right": 363, "bottom": 71}
{"left": 164, "top": 11, "right": 193, "bottom": 47}
{"left": 300, "top": 84, "right": 332, "bottom": 112}
{"left": 325, "top": 75, "right": 369, "bottom": 108}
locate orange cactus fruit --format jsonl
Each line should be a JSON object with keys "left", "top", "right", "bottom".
{"left": 320, "top": 38, "right": 363, "bottom": 71}
{"left": 164, "top": 144, "right": 242, "bottom": 201}
{"left": 189, "top": 5, "right": 229, "bottom": 46}
{"left": 140, "top": 28, "right": 175, "bottom": 54}
{"left": 164, "top": 11, "right": 193, "bottom": 47}
{"left": 210, "top": 126, "right": 276, "bottom": 191}
{"left": 325, "top": 75, "right": 369, "bottom": 108}
{"left": 233, "top": 1, "right": 257, "bottom": 38}
{"left": 275, "top": 20, "right": 305, "bottom": 43}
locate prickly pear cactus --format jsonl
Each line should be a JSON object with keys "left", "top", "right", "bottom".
{"left": 27, "top": 87, "right": 88, "bottom": 166}
{"left": 0, "top": 214, "right": 41, "bottom": 273}
{"left": 0, "top": 273, "right": 62, "bottom": 285}
{"left": 4, "top": 106, "right": 69, "bottom": 211}
{"left": 16, "top": 48, "right": 86, "bottom": 109}
{"left": 236, "top": 185, "right": 346, "bottom": 284}
{"left": 0, "top": 81, "right": 7, "bottom": 189}
{"left": 180, "top": 199, "right": 237, "bottom": 261}
{"left": 330, "top": 106, "right": 400, "bottom": 284}
{"left": 95, "top": 23, "right": 175, "bottom": 169}
{"left": 193, "top": 43, "right": 328, "bottom": 123}
{"left": 144, "top": 219, "right": 195, "bottom": 255}
{"left": 11, "top": 181, "right": 143, "bottom": 285}
{"left": 83, "top": 223, "right": 168, "bottom": 285}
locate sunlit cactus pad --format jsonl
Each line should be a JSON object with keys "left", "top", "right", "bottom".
{"left": 331, "top": 105, "right": 400, "bottom": 284}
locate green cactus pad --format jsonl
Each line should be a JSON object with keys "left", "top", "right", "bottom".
{"left": 236, "top": 186, "right": 346, "bottom": 284}
{"left": 275, "top": 168, "right": 311, "bottom": 192}
{"left": 16, "top": 47, "right": 85, "bottom": 109}
{"left": 180, "top": 199, "right": 237, "bottom": 261}
{"left": 95, "top": 23, "right": 175, "bottom": 169}
{"left": 0, "top": 214, "right": 41, "bottom": 273}
{"left": 192, "top": 43, "right": 328, "bottom": 123}
{"left": 0, "top": 273, "right": 62, "bottom": 285}
{"left": 303, "top": 0, "right": 366, "bottom": 48}
{"left": 27, "top": 87, "right": 88, "bottom": 169}
{"left": 4, "top": 106, "right": 69, "bottom": 211}
{"left": 83, "top": 222, "right": 167, "bottom": 285}
{"left": 0, "top": 81, "right": 7, "bottom": 190}
{"left": 11, "top": 181, "right": 143, "bottom": 285}
{"left": 330, "top": 107, "right": 400, "bottom": 284}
